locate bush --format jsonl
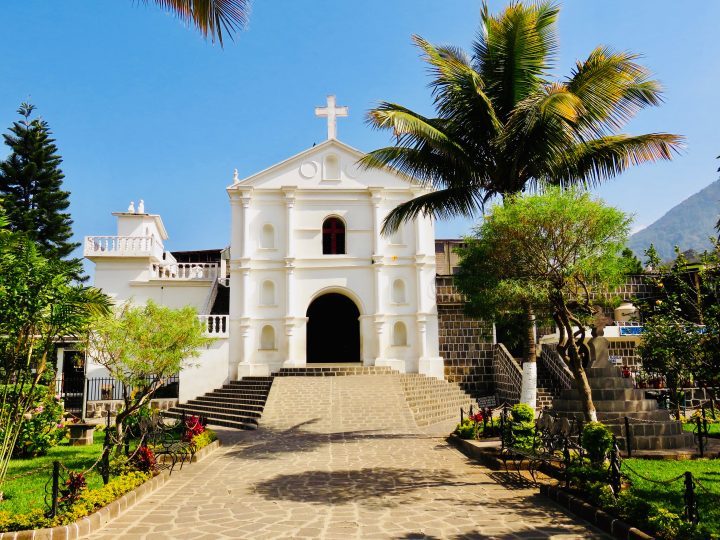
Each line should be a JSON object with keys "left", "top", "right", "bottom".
{"left": 0, "top": 384, "right": 66, "bottom": 457}
{"left": 582, "top": 422, "right": 614, "bottom": 464}
{"left": 455, "top": 419, "right": 477, "bottom": 439}
{"left": 510, "top": 403, "right": 534, "bottom": 423}
{"left": 131, "top": 445, "right": 157, "bottom": 473}
{"left": 192, "top": 429, "right": 217, "bottom": 450}
{"left": 182, "top": 415, "right": 205, "bottom": 442}
{"left": 0, "top": 471, "right": 151, "bottom": 531}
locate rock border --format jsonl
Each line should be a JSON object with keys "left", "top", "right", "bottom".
{"left": 0, "top": 440, "right": 221, "bottom": 540}
{"left": 540, "top": 484, "right": 654, "bottom": 540}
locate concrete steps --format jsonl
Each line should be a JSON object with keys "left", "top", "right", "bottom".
{"left": 166, "top": 375, "right": 273, "bottom": 430}
{"left": 551, "top": 365, "right": 694, "bottom": 451}
{"left": 399, "top": 373, "right": 475, "bottom": 427}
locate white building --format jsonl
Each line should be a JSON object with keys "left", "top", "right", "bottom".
{"left": 80, "top": 96, "right": 444, "bottom": 404}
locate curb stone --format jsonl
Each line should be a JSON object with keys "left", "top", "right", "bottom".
{"left": 540, "top": 484, "right": 655, "bottom": 540}
{"left": 0, "top": 439, "right": 221, "bottom": 540}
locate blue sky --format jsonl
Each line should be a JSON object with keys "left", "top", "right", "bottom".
{"left": 1, "top": 1, "right": 719, "bottom": 260}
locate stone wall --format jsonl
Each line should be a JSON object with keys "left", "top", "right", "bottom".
{"left": 608, "top": 339, "right": 642, "bottom": 369}
{"left": 436, "top": 277, "right": 494, "bottom": 397}
{"left": 85, "top": 398, "right": 177, "bottom": 419}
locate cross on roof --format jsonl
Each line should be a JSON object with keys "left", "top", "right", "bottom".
{"left": 315, "top": 95, "right": 348, "bottom": 140}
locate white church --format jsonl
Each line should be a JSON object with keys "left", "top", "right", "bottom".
{"left": 79, "top": 96, "right": 447, "bottom": 406}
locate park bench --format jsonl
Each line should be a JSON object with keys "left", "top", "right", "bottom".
{"left": 139, "top": 412, "right": 201, "bottom": 473}
{"left": 500, "top": 409, "right": 583, "bottom": 483}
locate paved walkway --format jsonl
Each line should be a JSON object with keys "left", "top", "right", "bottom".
{"left": 91, "top": 425, "right": 607, "bottom": 539}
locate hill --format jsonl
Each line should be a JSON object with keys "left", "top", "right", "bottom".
{"left": 628, "top": 179, "right": 720, "bottom": 261}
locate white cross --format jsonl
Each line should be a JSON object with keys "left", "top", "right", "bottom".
{"left": 315, "top": 95, "right": 348, "bottom": 140}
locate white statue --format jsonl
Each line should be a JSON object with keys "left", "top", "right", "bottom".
{"left": 138, "top": 199, "right": 145, "bottom": 214}
{"left": 233, "top": 168, "right": 240, "bottom": 184}
{"left": 127, "top": 201, "right": 135, "bottom": 213}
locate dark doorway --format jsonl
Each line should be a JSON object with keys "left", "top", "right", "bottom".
{"left": 61, "top": 350, "right": 86, "bottom": 416}
{"left": 306, "top": 293, "right": 360, "bottom": 363}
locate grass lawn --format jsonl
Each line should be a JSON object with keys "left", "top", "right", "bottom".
{"left": 0, "top": 431, "right": 109, "bottom": 515}
{"left": 683, "top": 422, "right": 720, "bottom": 436}
{"left": 622, "top": 458, "right": 720, "bottom": 535}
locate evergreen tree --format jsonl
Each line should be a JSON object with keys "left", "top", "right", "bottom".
{"left": 0, "top": 103, "right": 83, "bottom": 278}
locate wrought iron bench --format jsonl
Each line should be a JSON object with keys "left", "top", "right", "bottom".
{"left": 139, "top": 412, "right": 200, "bottom": 473}
{"left": 500, "top": 410, "right": 583, "bottom": 483}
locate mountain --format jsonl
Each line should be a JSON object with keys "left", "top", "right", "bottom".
{"left": 628, "top": 179, "right": 720, "bottom": 262}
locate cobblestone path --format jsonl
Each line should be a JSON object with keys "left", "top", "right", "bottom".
{"left": 91, "top": 425, "right": 607, "bottom": 539}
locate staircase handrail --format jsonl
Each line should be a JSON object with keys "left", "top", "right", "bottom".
{"left": 539, "top": 343, "right": 574, "bottom": 390}
{"left": 493, "top": 343, "right": 522, "bottom": 405}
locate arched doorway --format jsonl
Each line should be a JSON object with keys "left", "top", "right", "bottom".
{"left": 306, "top": 293, "right": 360, "bottom": 363}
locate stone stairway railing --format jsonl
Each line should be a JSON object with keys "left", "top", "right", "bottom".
{"left": 493, "top": 343, "right": 522, "bottom": 405}
{"left": 539, "top": 343, "right": 574, "bottom": 391}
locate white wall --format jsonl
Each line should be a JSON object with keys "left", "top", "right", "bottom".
{"left": 179, "top": 340, "right": 229, "bottom": 403}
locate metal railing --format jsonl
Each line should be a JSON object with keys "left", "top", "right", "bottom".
{"left": 55, "top": 375, "right": 179, "bottom": 403}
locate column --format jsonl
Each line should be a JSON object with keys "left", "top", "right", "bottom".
{"left": 369, "top": 189, "right": 385, "bottom": 362}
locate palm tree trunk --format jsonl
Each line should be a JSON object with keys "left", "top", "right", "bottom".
{"left": 519, "top": 305, "right": 538, "bottom": 409}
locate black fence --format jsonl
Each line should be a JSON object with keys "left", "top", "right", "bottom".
{"left": 55, "top": 375, "right": 180, "bottom": 415}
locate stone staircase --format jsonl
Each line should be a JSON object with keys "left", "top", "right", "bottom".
{"left": 168, "top": 363, "right": 478, "bottom": 432}
{"left": 399, "top": 373, "right": 476, "bottom": 427}
{"left": 536, "top": 362, "right": 563, "bottom": 410}
{"left": 552, "top": 366, "right": 694, "bottom": 451}
{"left": 165, "top": 376, "right": 273, "bottom": 430}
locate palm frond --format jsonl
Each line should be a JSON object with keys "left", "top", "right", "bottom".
{"left": 381, "top": 187, "right": 487, "bottom": 235}
{"left": 474, "top": 1, "right": 560, "bottom": 119}
{"left": 567, "top": 46, "right": 663, "bottom": 136}
{"left": 146, "top": 0, "right": 249, "bottom": 45}
{"left": 547, "top": 133, "right": 684, "bottom": 188}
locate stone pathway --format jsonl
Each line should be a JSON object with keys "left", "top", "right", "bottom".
{"left": 90, "top": 425, "right": 607, "bottom": 539}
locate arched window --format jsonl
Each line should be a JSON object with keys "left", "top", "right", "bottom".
{"left": 393, "top": 321, "right": 407, "bottom": 347}
{"left": 260, "top": 325, "right": 275, "bottom": 350}
{"left": 261, "top": 280, "right": 275, "bottom": 306}
{"left": 392, "top": 279, "right": 406, "bottom": 304}
{"left": 322, "top": 217, "right": 346, "bottom": 255}
{"left": 323, "top": 154, "right": 340, "bottom": 180}
{"left": 261, "top": 224, "right": 275, "bottom": 249}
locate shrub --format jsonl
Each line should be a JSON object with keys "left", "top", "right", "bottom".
{"left": 192, "top": 429, "right": 217, "bottom": 450}
{"left": 510, "top": 403, "right": 534, "bottom": 423}
{"left": 182, "top": 415, "right": 205, "bottom": 442}
{"left": 59, "top": 471, "right": 87, "bottom": 509}
{"left": 0, "top": 384, "right": 66, "bottom": 457}
{"left": 131, "top": 445, "right": 157, "bottom": 473}
{"left": 582, "top": 422, "right": 614, "bottom": 464}
{"left": 0, "top": 471, "right": 151, "bottom": 531}
{"left": 455, "top": 419, "right": 476, "bottom": 439}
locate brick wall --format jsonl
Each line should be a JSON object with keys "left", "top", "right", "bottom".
{"left": 608, "top": 339, "right": 642, "bottom": 369}
{"left": 436, "top": 276, "right": 494, "bottom": 397}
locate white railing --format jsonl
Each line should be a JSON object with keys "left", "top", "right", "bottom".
{"left": 84, "top": 235, "right": 163, "bottom": 260}
{"left": 199, "top": 315, "right": 229, "bottom": 337}
{"left": 150, "top": 263, "right": 219, "bottom": 281}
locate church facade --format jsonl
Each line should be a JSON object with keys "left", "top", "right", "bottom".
{"left": 227, "top": 136, "right": 443, "bottom": 379}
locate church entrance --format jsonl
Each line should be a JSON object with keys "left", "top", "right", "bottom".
{"left": 306, "top": 293, "right": 360, "bottom": 363}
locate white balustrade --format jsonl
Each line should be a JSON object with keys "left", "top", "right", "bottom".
{"left": 150, "top": 263, "right": 219, "bottom": 281}
{"left": 199, "top": 315, "right": 229, "bottom": 337}
{"left": 84, "top": 235, "right": 164, "bottom": 260}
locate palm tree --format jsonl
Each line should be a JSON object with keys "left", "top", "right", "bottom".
{"left": 362, "top": 1, "right": 682, "bottom": 418}
{"left": 145, "top": 0, "right": 250, "bottom": 45}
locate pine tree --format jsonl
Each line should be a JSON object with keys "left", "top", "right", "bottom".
{"left": 0, "top": 103, "right": 83, "bottom": 278}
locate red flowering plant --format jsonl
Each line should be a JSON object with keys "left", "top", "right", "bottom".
{"left": 132, "top": 444, "right": 158, "bottom": 473}
{"left": 59, "top": 471, "right": 87, "bottom": 509}
{"left": 182, "top": 415, "right": 205, "bottom": 442}
{"left": 470, "top": 411, "right": 484, "bottom": 423}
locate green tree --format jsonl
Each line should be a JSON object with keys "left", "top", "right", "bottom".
{"left": 621, "top": 247, "right": 644, "bottom": 275}
{"left": 456, "top": 189, "right": 632, "bottom": 422}
{"left": 0, "top": 103, "right": 83, "bottom": 278}
{"left": 85, "top": 301, "right": 212, "bottom": 446}
{"left": 361, "top": 0, "right": 680, "bottom": 388}
{"left": 0, "top": 209, "right": 111, "bottom": 492}
{"left": 638, "top": 245, "right": 720, "bottom": 415}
